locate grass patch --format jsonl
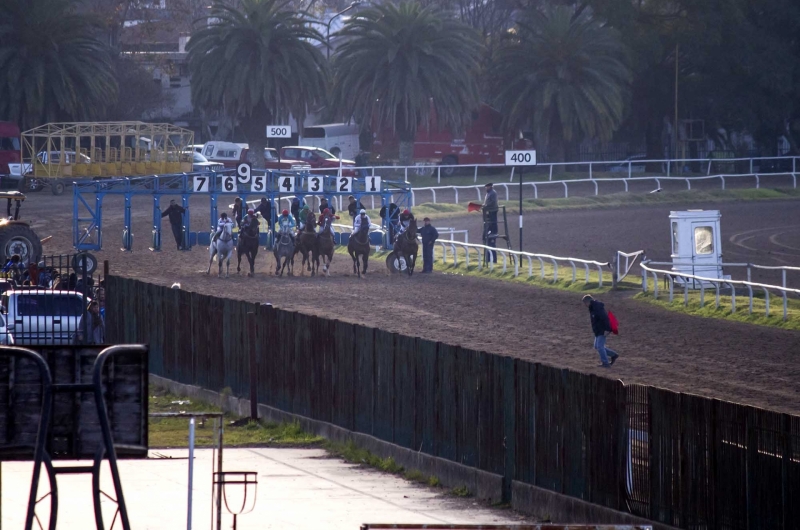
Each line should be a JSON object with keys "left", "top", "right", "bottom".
{"left": 636, "top": 291, "right": 800, "bottom": 331}
{"left": 451, "top": 485, "right": 471, "bottom": 497}
{"left": 149, "top": 387, "right": 323, "bottom": 448}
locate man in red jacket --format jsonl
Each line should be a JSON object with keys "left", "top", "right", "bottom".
{"left": 582, "top": 295, "right": 619, "bottom": 368}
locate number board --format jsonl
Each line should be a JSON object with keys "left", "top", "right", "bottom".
{"left": 337, "top": 177, "right": 352, "bottom": 193}
{"left": 279, "top": 176, "right": 295, "bottom": 193}
{"left": 505, "top": 150, "right": 537, "bottom": 166}
{"left": 252, "top": 174, "right": 266, "bottom": 192}
{"left": 307, "top": 175, "right": 323, "bottom": 193}
{"left": 222, "top": 175, "right": 237, "bottom": 193}
{"left": 365, "top": 176, "right": 381, "bottom": 193}
{"left": 266, "top": 125, "right": 291, "bottom": 138}
{"left": 237, "top": 163, "right": 251, "bottom": 184}
{"left": 193, "top": 176, "right": 209, "bottom": 192}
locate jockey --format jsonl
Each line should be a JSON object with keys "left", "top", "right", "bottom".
{"left": 353, "top": 208, "right": 370, "bottom": 234}
{"left": 297, "top": 204, "right": 311, "bottom": 231}
{"left": 317, "top": 207, "right": 337, "bottom": 237}
{"left": 242, "top": 208, "right": 259, "bottom": 233}
{"left": 212, "top": 212, "right": 233, "bottom": 243}
{"left": 275, "top": 209, "right": 296, "bottom": 243}
{"left": 395, "top": 209, "right": 415, "bottom": 240}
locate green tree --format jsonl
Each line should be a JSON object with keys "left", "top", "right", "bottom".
{"left": 331, "top": 2, "right": 483, "bottom": 165}
{"left": 0, "top": 0, "right": 118, "bottom": 129}
{"left": 187, "top": 0, "right": 327, "bottom": 169}
{"left": 490, "top": 5, "right": 631, "bottom": 163}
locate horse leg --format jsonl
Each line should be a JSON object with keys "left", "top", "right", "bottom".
{"left": 349, "top": 249, "right": 358, "bottom": 276}
{"left": 248, "top": 248, "right": 256, "bottom": 277}
{"left": 226, "top": 252, "right": 231, "bottom": 278}
{"left": 407, "top": 254, "right": 415, "bottom": 277}
{"left": 363, "top": 252, "right": 369, "bottom": 276}
{"left": 207, "top": 247, "right": 216, "bottom": 275}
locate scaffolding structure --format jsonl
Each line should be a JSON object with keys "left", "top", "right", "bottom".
{"left": 21, "top": 122, "right": 194, "bottom": 182}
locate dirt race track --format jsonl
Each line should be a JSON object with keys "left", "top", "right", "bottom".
{"left": 26, "top": 189, "right": 800, "bottom": 415}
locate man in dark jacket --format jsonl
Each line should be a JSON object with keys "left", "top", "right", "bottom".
{"left": 319, "top": 197, "right": 336, "bottom": 215}
{"left": 347, "top": 195, "right": 365, "bottom": 219}
{"left": 255, "top": 197, "right": 272, "bottom": 223}
{"left": 418, "top": 217, "right": 439, "bottom": 273}
{"left": 161, "top": 199, "right": 186, "bottom": 249}
{"left": 582, "top": 295, "right": 619, "bottom": 368}
{"left": 482, "top": 182, "right": 499, "bottom": 263}
{"left": 380, "top": 202, "right": 400, "bottom": 242}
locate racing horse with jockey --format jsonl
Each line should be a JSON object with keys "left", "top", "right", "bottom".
{"left": 395, "top": 213, "right": 418, "bottom": 277}
{"left": 315, "top": 208, "right": 338, "bottom": 277}
{"left": 208, "top": 212, "right": 235, "bottom": 278}
{"left": 273, "top": 209, "right": 295, "bottom": 277}
{"left": 236, "top": 208, "right": 260, "bottom": 277}
{"left": 348, "top": 208, "right": 371, "bottom": 278}
{"left": 296, "top": 207, "right": 318, "bottom": 276}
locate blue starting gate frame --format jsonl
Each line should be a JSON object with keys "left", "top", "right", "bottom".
{"left": 72, "top": 169, "right": 412, "bottom": 252}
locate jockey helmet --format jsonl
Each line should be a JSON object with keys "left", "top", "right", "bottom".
{"left": 359, "top": 209, "right": 366, "bottom": 215}
{"left": 247, "top": 208, "right": 254, "bottom": 214}
{"left": 403, "top": 209, "right": 410, "bottom": 215}
{"left": 282, "top": 209, "right": 289, "bottom": 216}
{"left": 323, "top": 208, "right": 331, "bottom": 215}
{"left": 220, "top": 212, "right": 228, "bottom": 219}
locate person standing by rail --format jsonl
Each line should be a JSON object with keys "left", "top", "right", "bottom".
{"left": 482, "top": 182, "right": 498, "bottom": 263}
{"left": 418, "top": 217, "right": 439, "bottom": 273}
{"left": 582, "top": 294, "right": 619, "bottom": 368}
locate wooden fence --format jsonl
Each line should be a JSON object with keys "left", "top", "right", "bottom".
{"left": 106, "top": 276, "right": 800, "bottom": 530}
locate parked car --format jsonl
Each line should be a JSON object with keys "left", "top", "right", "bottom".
{"left": 0, "top": 312, "right": 13, "bottom": 345}
{"left": 607, "top": 154, "right": 647, "bottom": 173}
{"left": 279, "top": 146, "right": 356, "bottom": 176}
{"left": 187, "top": 151, "right": 225, "bottom": 172}
{"left": 9, "top": 151, "right": 92, "bottom": 179}
{"left": 201, "top": 142, "right": 309, "bottom": 171}
{"left": 1, "top": 289, "right": 87, "bottom": 345}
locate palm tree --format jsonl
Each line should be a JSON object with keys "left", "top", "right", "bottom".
{"left": 331, "top": 2, "right": 482, "bottom": 166}
{"left": 0, "top": 0, "right": 118, "bottom": 129}
{"left": 490, "top": 6, "right": 631, "bottom": 163}
{"left": 187, "top": 0, "right": 327, "bottom": 169}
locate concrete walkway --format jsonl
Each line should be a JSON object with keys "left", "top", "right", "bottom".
{"left": 1, "top": 448, "right": 531, "bottom": 529}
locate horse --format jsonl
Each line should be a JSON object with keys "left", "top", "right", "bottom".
{"left": 315, "top": 215, "right": 336, "bottom": 277}
{"left": 273, "top": 228, "right": 295, "bottom": 277}
{"left": 296, "top": 211, "right": 318, "bottom": 276}
{"left": 236, "top": 218, "right": 260, "bottom": 277}
{"left": 347, "top": 222, "right": 371, "bottom": 278}
{"left": 207, "top": 221, "right": 235, "bottom": 278}
{"left": 395, "top": 218, "right": 418, "bottom": 277}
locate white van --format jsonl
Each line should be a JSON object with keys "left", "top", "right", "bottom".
{"left": 302, "top": 123, "right": 360, "bottom": 160}
{"left": 2, "top": 290, "right": 87, "bottom": 345}
{"left": 201, "top": 141, "right": 248, "bottom": 168}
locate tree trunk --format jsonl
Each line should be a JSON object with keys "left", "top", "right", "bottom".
{"left": 239, "top": 102, "right": 271, "bottom": 170}
{"left": 399, "top": 140, "right": 414, "bottom": 167}
{"left": 548, "top": 114, "right": 566, "bottom": 172}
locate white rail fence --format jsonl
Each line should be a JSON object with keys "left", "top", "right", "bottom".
{"left": 430, "top": 239, "right": 610, "bottom": 286}
{"left": 309, "top": 155, "right": 799, "bottom": 184}
{"left": 640, "top": 261, "right": 800, "bottom": 321}
{"left": 409, "top": 172, "right": 799, "bottom": 207}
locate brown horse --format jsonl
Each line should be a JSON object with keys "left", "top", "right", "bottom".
{"left": 347, "top": 222, "right": 371, "bottom": 278}
{"left": 315, "top": 214, "right": 336, "bottom": 277}
{"left": 296, "top": 211, "right": 318, "bottom": 276}
{"left": 395, "top": 218, "right": 418, "bottom": 277}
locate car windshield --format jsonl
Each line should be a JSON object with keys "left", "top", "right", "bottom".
{"left": 0, "top": 137, "right": 19, "bottom": 151}
{"left": 193, "top": 152, "right": 209, "bottom": 163}
{"left": 264, "top": 149, "right": 278, "bottom": 161}
{"left": 313, "top": 149, "right": 336, "bottom": 160}
{"left": 17, "top": 294, "right": 84, "bottom": 317}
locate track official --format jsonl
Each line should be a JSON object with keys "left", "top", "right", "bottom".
{"left": 161, "top": 199, "right": 186, "bottom": 250}
{"left": 418, "top": 217, "right": 439, "bottom": 273}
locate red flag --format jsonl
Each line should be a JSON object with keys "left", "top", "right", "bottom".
{"left": 467, "top": 202, "right": 482, "bottom": 213}
{"left": 608, "top": 310, "right": 619, "bottom": 335}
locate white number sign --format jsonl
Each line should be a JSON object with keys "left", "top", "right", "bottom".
{"left": 504, "top": 150, "right": 537, "bottom": 166}
{"left": 279, "top": 177, "right": 295, "bottom": 193}
{"left": 222, "top": 175, "right": 237, "bottom": 192}
{"left": 365, "top": 176, "right": 381, "bottom": 192}
{"left": 307, "top": 175, "right": 322, "bottom": 193}
{"left": 252, "top": 174, "right": 266, "bottom": 192}
{"left": 266, "top": 126, "right": 291, "bottom": 138}
{"left": 193, "top": 176, "right": 209, "bottom": 192}
{"left": 236, "top": 162, "right": 251, "bottom": 184}
{"left": 337, "top": 177, "right": 352, "bottom": 193}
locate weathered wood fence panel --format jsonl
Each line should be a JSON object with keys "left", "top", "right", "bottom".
{"left": 106, "top": 276, "right": 800, "bottom": 530}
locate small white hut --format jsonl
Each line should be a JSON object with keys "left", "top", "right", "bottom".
{"left": 669, "top": 210, "right": 727, "bottom": 282}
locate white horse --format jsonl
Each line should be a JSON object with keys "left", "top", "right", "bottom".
{"left": 207, "top": 221, "right": 235, "bottom": 278}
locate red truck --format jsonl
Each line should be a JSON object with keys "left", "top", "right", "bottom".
{"left": 0, "top": 122, "right": 21, "bottom": 176}
{"left": 278, "top": 146, "right": 356, "bottom": 176}
{"left": 371, "top": 104, "right": 530, "bottom": 172}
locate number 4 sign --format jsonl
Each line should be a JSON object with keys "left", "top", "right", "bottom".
{"left": 279, "top": 177, "right": 295, "bottom": 192}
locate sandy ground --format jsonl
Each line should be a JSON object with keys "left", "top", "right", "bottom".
{"left": 24, "top": 188, "right": 800, "bottom": 415}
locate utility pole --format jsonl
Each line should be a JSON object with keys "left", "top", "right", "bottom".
{"left": 674, "top": 42, "right": 679, "bottom": 163}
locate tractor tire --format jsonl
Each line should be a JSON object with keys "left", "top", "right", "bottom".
{"left": 0, "top": 223, "right": 43, "bottom": 265}
{"left": 72, "top": 252, "right": 98, "bottom": 275}
{"left": 385, "top": 252, "right": 407, "bottom": 273}
{"left": 441, "top": 155, "right": 458, "bottom": 176}
{"left": 51, "top": 180, "right": 65, "bottom": 195}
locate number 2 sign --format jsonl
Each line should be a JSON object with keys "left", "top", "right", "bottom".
{"left": 337, "top": 177, "right": 352, "bottom": 193}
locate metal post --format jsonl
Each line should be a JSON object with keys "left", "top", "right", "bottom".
{"left": 181, "top": 194, "right": 191, "bottom": 250}
{"left": 519, "top": 166, "right": 523, "bottom": 252}
{"left": 248, "top": 309, "right": 258, "bottom": 420}
{"left": 187, "top": 417, "right": 195, "bottom": 530}
{"left": 216, "top": 418, "right": 223, "bottom": 530}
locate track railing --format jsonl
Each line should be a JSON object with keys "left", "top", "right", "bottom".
{"left": 429, "top": 239, "right": 610, "bottom": 286}
{"left": 409, "top": 171, "right": 799, "bottom": 207}
{"left": 640, "top": 260, "right": 800, "bottom": 321}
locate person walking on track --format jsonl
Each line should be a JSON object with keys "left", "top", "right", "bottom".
{"left": 418, "top": 217, "right": 439, "bottom": 273}
{"left": 582, "top": 294, "right": 619, "bottom": 368}
{"left": 161, "top": 199, "right": 186, "bottom": 250}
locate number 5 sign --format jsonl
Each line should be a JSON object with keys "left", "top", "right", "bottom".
{"left": 505, "top": 150, "right": 537, "bottom": 166}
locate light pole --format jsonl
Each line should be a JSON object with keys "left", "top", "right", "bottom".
{"left": 326, "top": 2, "right": 361, "bottom": 61}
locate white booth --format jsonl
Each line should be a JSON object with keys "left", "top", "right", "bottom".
{"left": 669, "top": 210, "right": 728, "bottom": 283}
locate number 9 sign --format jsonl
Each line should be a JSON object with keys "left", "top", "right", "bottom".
{"left": 237, "top": 162, "right": 251, "bottom": 184}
